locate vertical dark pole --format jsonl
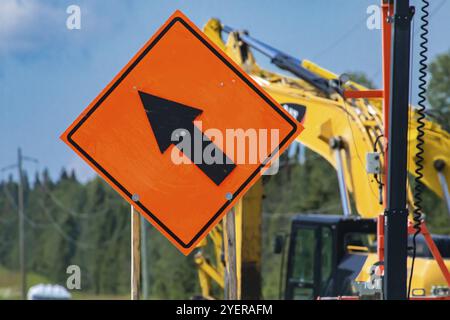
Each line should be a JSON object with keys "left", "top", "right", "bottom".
{"left": 17, "top": 148, "right": 27, "bottom": 300}
{"left": 384, "top": 0, "right": 414, "bottom": 300}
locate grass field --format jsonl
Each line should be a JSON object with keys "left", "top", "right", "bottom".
{"left": 0, "top": 266, "right": 128, "bottom": 300}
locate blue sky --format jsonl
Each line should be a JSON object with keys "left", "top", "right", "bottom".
{"left": 1, "top": 0, "right": 449, "bottom": 182}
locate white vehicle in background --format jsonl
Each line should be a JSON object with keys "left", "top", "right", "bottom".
{"left": 27, "top": 284, "right": 71, "bottom": 300}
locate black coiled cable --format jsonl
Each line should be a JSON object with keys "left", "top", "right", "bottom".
{"left": 408, "top": 0, "right": 429, "bottom": 299}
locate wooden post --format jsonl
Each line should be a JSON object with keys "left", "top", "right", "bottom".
{"left": 131, "top": 205, "right": 141, "bottom": 300}
{"left": 225, "top": 208, "right": 237, "bottom": 300}
{"left": 236, "top": 180, "right": 262, "bottom": 299}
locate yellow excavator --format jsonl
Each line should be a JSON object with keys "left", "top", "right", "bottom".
{"left": 193, "top": 17, "right": 450, "bottom": 300}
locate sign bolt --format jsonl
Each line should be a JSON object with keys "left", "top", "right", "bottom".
{"left": 132, "top": 194, "right": 140, "bottom": 202}
{"left": 225, "top": 192, "right": 233, "bottom": 201}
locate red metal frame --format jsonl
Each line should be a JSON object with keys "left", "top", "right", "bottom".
{"left": 410, "top": 296, "right": 450, "bottom": 300}
{"left": 377, "top": 215, "right": 385, "bottom": 270}
{"left": 343, "top": 1, "right": 392, "bottom": 269}
{"left": 381, "top": 1, "right": 392, "bottom": 146}
{"left": 379, "top": 0, "right": 450, "bottom": 298}
{"left": 343, "top": 90, "right": 383, "bottom": 99}
{"left": 407, "top": 221, "right": 450, "bottom": 287}
{"left": 377, "top": 0, "right": 392, "bottom": 272}
{"left": 342, "top": 1, "right": 450, "bottom": 299}
{"left": 381, "top": 1, "right": 392, "bottom": 210}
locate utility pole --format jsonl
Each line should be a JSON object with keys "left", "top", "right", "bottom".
{"left": 17, "top": 148, "right": 27, "bottom": 300}
{"left": 384, "top": 0, "right": 414, "bottom": 300}
{"left": 1, "top": 148, "right": 38, "bottom": 300}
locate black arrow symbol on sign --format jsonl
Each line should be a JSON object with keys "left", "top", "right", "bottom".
{"left": 138, "top": 91, "right": 236, "bottom": 186}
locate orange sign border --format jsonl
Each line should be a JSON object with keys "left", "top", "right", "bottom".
{"left": 61, "top": 10, "right": 302, "bottom": 254}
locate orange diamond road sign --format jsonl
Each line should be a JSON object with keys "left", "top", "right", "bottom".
{"left": 60, "top": 10, "right": 303, "bottom": 255}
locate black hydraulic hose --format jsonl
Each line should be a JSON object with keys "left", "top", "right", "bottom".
{"left": 408, "top": 0, "right": 429, "bottom": 299}
{"left": 222, "top": 25, "right": 337, "bottom": 96}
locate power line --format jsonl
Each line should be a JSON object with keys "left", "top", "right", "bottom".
{"left": 2, "top": 182, "right": 55, "bottom": 228}
{"left": 1, "top": 148, "right": 37, "bottom": 300}
{"left": 369, "top": 0, "right": 446, "bottom": 83}
{"left": 1, "top": 184, "right": 19, "bottom": 224}
{"left": 39, "top": 182, "right": 109, "bottom": 220}
{"left": 29, "top": 159, "right": 112, "bottom": 220}
{"left": 2, "top": 156, "right": 129, "bottom": 244}
{"left": 1, "top": 184, "right": 130, "bottom": 249}
{"left": 23, "top": 213, "right": 53, "bottom": 229}
{"left": 38, "top": 200, "right": 129, "bottom": 250}
{"left": 2, "top": 165, "right": 103, "bottom": 228}
{"left": 312, "top": 16, "right": 367, "bottom": 60}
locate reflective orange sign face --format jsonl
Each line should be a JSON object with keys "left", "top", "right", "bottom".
{"left": 60, "top": 11, "right": 303, "bottom": 255}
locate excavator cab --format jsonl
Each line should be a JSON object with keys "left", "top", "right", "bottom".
{"left": 277, "top": 214, "right": 377, "bottom": 299}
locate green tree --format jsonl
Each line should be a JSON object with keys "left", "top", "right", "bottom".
{"left": 427, "top": 49, "right": 450, "bottom": 130}
{"left": 0, "top": 177, "right": 18, "bottom": 269}
{"left": 345, "top": 71, "right": 376, "bottom": 89}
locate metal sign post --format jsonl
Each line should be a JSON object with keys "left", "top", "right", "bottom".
{"left": 131, "top": 205, "right": 141, "bottom": 300}
{"left": 141, "top": 216, "right": 149, "bottom": 299}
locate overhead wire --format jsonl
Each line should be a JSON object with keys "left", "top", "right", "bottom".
{"left": 32, "top": 160, "right": 110, "bottom": 220}
{"left": 1, "top": 169, "right": 55, "bottom": 228}
{"left": 0, "top": 174, "right": 19, "bottom": 224}
{"left": 0, "top": 161, "right": 129, "bottom": 249}
{"left": 370, "top": 0, "right": 445, "bottom": 84}
{"left": 39, "top": 182, "right": 109, "bottom": 220}
{"left": 38, "top": 200, "right": 129, "bottom": 250}
{"left": 312, "top": 15, "right": 367, "bottom": 60}
{"left": 0, "top": 168, "right": 17, "bottom": 220}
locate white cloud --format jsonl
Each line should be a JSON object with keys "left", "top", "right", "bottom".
{"left": 0, "top": 0, "right": 35, "bottom": 35}
{"left": 0, "top": 0, "right": 60, "bottom": 55}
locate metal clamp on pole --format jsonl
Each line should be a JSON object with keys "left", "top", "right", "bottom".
{"left": 393, "top": 6, "right": 415, "bottom": 23}
{"left": 384, "top": 208, "right": 409, "bottom": 217}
